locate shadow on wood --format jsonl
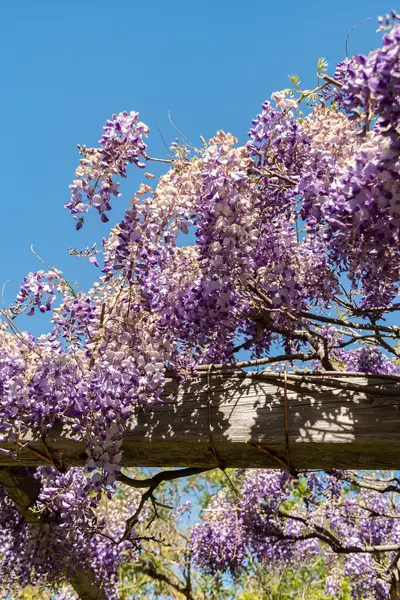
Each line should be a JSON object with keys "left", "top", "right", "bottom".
{"left": 1, "top": 374, "right": 400, "bottom": 470}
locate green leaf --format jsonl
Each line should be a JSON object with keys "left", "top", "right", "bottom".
{"left": 317, "top": 57, "right": 329, "bottom": 73}
{"left": 288, "top": 73, "right": 300, "bottom": 86}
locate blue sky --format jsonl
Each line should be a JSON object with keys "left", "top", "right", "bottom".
{"left": 0, "top": 0, "right": 393, "bottom": 335}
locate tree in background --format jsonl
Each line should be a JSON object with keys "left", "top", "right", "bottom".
{"left": 0, "top": 9, "right": 400, "bottom": 600}
{"left": 8, "top": 469, "right": 349, "bottom": 599}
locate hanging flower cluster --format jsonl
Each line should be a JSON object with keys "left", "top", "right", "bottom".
{"left": 191, "top": 471, "right": 400, "bottom": 599}
{"left": 66, "top": 111, "right": 149, "bottom": 229}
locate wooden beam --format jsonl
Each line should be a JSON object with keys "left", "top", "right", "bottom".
{"left": 1, "top": 374, "right": 400, "bottom": 470}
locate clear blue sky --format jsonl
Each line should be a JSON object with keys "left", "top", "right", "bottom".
{"left": 0, "top": 0, "right": 393, "bottom": 335}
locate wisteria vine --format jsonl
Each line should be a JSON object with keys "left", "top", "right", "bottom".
{"left": 0, "top": 11, "right": 400, "bottom": 600}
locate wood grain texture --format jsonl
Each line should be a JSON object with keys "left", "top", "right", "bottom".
{"left": 1, "top": 374, "right": 400, "bottom": 470}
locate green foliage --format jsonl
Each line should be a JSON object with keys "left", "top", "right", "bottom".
{"left": 317, "top": 57, "right": 329, "bottom": 76}
{"left": 288, "top": 74, "right": 300, "bottom": 87}
{"left": 234, "top": 560, "right": 352, "bottom": 600}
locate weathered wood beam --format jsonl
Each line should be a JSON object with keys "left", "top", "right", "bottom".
{"left": 1, "top": 374, "right": 400, "bottom": 470}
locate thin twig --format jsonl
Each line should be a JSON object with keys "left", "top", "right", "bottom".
{"left": 143, "top": 153, "right": 173, "bottom": 165}
{"left": 168, "top": 112, "right": 197, "bottom": 150}
{"left": 196, "top": 352, "right": 318, "bottom": 372}
{"left": 245, "top": 440, "right": 290, "bottom": 470}
{"left": 17, "top": 441, "right": 54, "bottom": 465}
{"left": 249, "top": 371, "right": 400, "bottom": 397}
{"left": 117, "top": 467, "right": 213, "bottom": 490}
{"left": 206, "top": 366, "right": 239, "bottom": 497}
{"left": 119, "top": 468, "right": 214, "bottom": 543}
{"left": 283, "top": 369, "right": 292, "bottom": 472}
{"left": 345, "top": 17, "right": 372, "bottom": 58}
